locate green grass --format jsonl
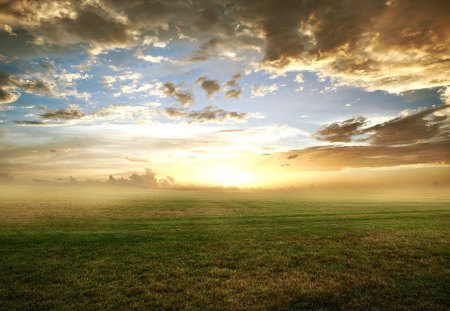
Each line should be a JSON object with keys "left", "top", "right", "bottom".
{"left": 0, "top": 186, "right": 449, "bottom": 310}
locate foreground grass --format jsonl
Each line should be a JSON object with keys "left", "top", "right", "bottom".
{"left": 0, "top": 186, "right": 449, "bottom": 310}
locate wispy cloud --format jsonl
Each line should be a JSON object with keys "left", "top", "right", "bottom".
{"left": 251, "top": 84, "right": 280, "bottom": 97}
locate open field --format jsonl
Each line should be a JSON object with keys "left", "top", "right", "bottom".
{"left": 0, "top": 186, "right": 449, "bottom": 310}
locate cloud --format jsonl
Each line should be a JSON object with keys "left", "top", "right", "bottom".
{"left": 39, "top": 106, "right": 86, "bottom": 120}
{"left": 14, "top": 105, "right": 86, "bottom": 126}
{"left": 118, "top": 81, "right": 165, "bottom": 97}
{"left": 365, "top": 105, "right": 449, "bottom": 146}
{"left": 135, "top": 48, "right": 171, "bottom": 63}
{"left": 57, "top": 72, "right": 91, "bottom": 84}
{"left": 163, "top": 106, "right": 260, "bottom": 124}
{"left": 225, "top": 88, "right": 242, "bottom": 99}
{"left": 163, "top": 82, "right": 194, "bottom": 106}
{"left": 40, "top": 60, "right": 55, "bottom": 72}
{"left": 40, "top": 5, "right": 135, "bottom": 54}
{"left": 196, "top": 76, "right": 220, "bottom": 97}
{"left": 0, "top": 71, "right": 20, "bottom": 104}
{"left": 101, "top": 72, "right": 142, "bottom": 88}
{"left": 294, "top": 73, "right": 304, "bottom": 84}
{"left": 90, "top": 104, "right": 157, "bottom": 122}
{"left": 20, "top": 79, "right": 55, "bottom": 96}
{"left": 224, "top": 73, "right": 242, "bottom": 88}
{"left": 14, "top": 120, "right": 45, "bottom": 126}
{"left": 190, "top": 34, "right": 262, "bottom": 61}
{"left": 142, "top": 35, "right": 169, "bottom": 48}
{"left": 251, "top": 84, "right": 280, "bottom": 97}
{"left": 1, "top": 1, "right": 446, "bottom": 93}
{"left": 107, "top": 168, "right": 175, "bottom": 188}
{"left": 29, "top": 68, "right": 91, "bottom": 101}
{"left": 0, "top": 71, "right": 56, "bottom": 104}
{"left": 223, "top": 73, "right": 242, "bottom": 99}
{"left": 313, "top": 105, "right": 449, "bottom": 146}
{"left": 242, "top": 0, "right": 450, "bottom": 93}
{"left": 0, "top": 87, "right": 19, "bottom": 105}
{"left": 163, "top": 107, "right": 186, "bottom": 119}
{"left": 279, "top": 104, "right": 450, "bottom": 170}
{"left": 13, "top": 103, "right": 159, "bottom": 126}
{"left": 123, "top": 155, "right": 150, "bottom": 163}
{"left": 281, "top": 141, "right": 450, "bottom": 171}
{"left": 313, "top": 117, "right": 367, "bottom": 143}
{"left": 0, "top": 2, "right": 137, "bottom": 57}
{"left": 0, "top": 24, "right": 16, "bottom": 36}
{"left": 440, "top": 87, "right": 450, "bottom": 105}
{"left": 187, "top": 106, "right": 249, "bottom": 123}
{"left": 101, "top": 66, "right": 162, "bottom": 97}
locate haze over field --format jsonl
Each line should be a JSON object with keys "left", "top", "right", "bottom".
{"left": 0, "top": 0, "right": 449, "bottom": 189}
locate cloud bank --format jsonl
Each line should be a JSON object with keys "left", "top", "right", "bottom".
{"left": 0, "top": 0, "right": 446, "bottom": 94}
{"left": 282, "top": 105, "right": 450, "bottom": 170}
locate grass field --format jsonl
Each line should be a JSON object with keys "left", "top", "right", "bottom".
{"left": 0, "top": 186, "right": 449, "bottom": 310}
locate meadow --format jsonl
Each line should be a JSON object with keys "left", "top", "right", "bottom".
{"left": 0, "top": 185, "right": 449, "bottom": 310}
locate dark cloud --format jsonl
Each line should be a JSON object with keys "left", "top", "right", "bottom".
{"left": 0, "top": 71, "right": 19, "bottom": 104}
{"left": 256, "top": 1, "right": 385, "bottom": 62}
{"left": 196, "top": 76, "right": 220, "bottom": 97}
{"left": 163, "top": 106, "right": 251, "bottom": 124}
{"left": 313, "top": 105, "right": 449, "bottom": 145}
{"left": 223, "top": 73, "right": 242, "bottom": 99}
{"left": 365, "top": 106, "right": 449, "bottom": 146}
{"left": 244, "top": 0, "right": 449, "bottom": 92}
{"left": 0, "top": 87, "right": 18, "bottom": 105}
{"left": 0, "top": 2, "right": 135, "bottom": 54}
{"left": 286, "top": 104, "right": 450, "bottom": 170}
{"left": 0, "top": 27, "right": 71, "bottom": 59}
{"left": 313, "top": 117, "right": 367, "bottom": 143}
{"left": 163, "top": 82, "right": 194, "bottom": 106}
{"left": 224, "top": 73, "right": 242, "bottom": 88}
{"left": 164, "top": 107, "right": 186, "bottom": 118}
{"left": 14, "top": 120, "right": 45, "bottom": 125}
{"left": 1, "top": 1, "right": 447, "bottom": 92}
{"left": 0, "top": 71, "right": 55, "bottom": 104}
{"left": 21, "top": 79, "right": 54, "bottom": 96}
{"left": 187, "top": 106, "right": 249, "bottom": 123}
{"left": 14, "top": 106, "right": 86, "bottom": 125}
{"left": 108, "top": 0, "right": 193, "bottom": 31}
{"left": 40, "top": 107, "right": 86, "bottom": 120}
{"left": 46, "top": 7, "right": 133, "bottom": 51}
{"left": 0, "top": 71, "right": 15, "bottom": 85}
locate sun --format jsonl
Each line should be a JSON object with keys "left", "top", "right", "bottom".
{"left": 210, "top": 165, "right": 255, "bottom": 188}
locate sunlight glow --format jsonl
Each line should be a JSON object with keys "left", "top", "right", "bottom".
{"left": 210, "top": 165, "right": 255, "bottom": 187}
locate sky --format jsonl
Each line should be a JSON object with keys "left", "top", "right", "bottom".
{"left": 0, "top": 0, "right": 449, "bottom": 188}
